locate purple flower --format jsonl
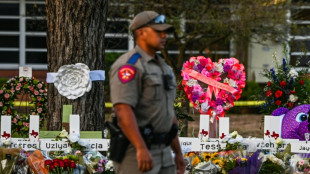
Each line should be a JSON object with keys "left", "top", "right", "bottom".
{"left": 224, "top": 64, "right": 231, "bottom": 72}
{"left": 216, "top": 98, "right": 224, "bottom": 105}
{"left": 191, "top": 95, "right": 199, "bottom": 102}
{"left": 196, "top": 64, "right": 204, "bottom": 72}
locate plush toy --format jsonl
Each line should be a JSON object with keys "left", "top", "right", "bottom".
{"left": 271, "top": 104, "right": 310, "bottom": 140}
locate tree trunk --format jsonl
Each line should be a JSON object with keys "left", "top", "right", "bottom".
{"left": 46, "top": 0, "right": 108, "bottom": 131}
{"left": 235, "top": 39, "right": 249, "bottom": 76}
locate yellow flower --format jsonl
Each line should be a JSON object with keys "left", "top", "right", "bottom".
{"left": 211, "top": 152, "right": 218, "bottom": 159}
{"left": 192, "top": 156, "right": 201, "bottom": 166}
{"left": 213, "top": 159, "right": 225, "bottom": 168}
{"left": 201, "top": 152, "right": 212, "bottom": 161}
{"left": 188, "top": 152, "right": 196, "bottom": 157}
{"left": 241, "top": 158, "right": 248, "bottom": 161}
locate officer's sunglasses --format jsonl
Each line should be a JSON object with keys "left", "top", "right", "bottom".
{"left": 138, "top": 15, "right": 167, "bottom": 29}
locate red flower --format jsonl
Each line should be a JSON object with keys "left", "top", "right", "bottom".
{"left": 290, "top": 90, "right": 296, "bottom": 94}
{"left": 275, "top": 90, "right": 283, "bottom": 98}
{"left": 69, "top": 161, "right": 76, "bottom": 168}
{"left": 265, "top": 90, "right": 272, "bottom": 97}
{"left": 275, "top": 100, "right": 281, "bottom": 106}
{"left": 44, "top": 160, "right": 52, "bottom": 166}
{"left": 59, "top": 160, "right": 65, "bottom": 168}
{"left": 287, "top": 102, "right": 294, "bottom": 108}
{"left": 64, "top": 159, "right": 70, "bottom": 167}
{"left": 280, "top": 81, "right": 286, "bottom": 87}
{"left": 53, "top": 161, "right": 59, "bottom": 167}
{"left": 300, "top": 79, "right": 305, "bottom": 85}
{"left": 177, "top": 85, "right": 182, "bottom": 90}
{"left": 49, "top": 165, "right": 55, "bottom": 170}
{"left": 267, "top": 81, "right": 271, "bottom": 86}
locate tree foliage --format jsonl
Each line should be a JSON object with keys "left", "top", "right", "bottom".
{"left": 108, "top": 0, "right": 302, "bottom": 79}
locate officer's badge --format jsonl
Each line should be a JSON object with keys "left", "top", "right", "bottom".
{"left": 118, "top": 65, "right": 136, "bottom": 83}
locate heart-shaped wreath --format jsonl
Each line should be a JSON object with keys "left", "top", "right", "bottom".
{"left": 181, "top": 56, "right": 246, "bottom": 117}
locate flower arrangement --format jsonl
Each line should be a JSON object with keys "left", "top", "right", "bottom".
{"left": 221, "top": 131, "right": 244, "bottom": 151}
{"left": 44, "top": 156, "right": 78, "bottom": 174}
{"left": 184, "top": 150, "right": 261, "bottom": 174}
{"left": 181, "top": 56, "right": 246, "bottom": 117}
{"left": 56, "top": 129, "right": 90, "bottom": 151}
{"left": 0, "top": 76, "right": 47, "bottom": 137}
{"left": 83, "top": 151, "right": 114, "bottom": 174}
{"left": 261, "top": 56, "right": 310, "bottom": 114}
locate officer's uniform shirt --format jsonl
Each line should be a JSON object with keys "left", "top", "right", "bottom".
{"left": 109, "top": 45, "right": 176, "bottom": 133}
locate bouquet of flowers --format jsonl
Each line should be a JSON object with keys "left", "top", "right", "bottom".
{"left": 56, "top": 129, "right": 90, "bottom": 151}
{"left": 44, "top": 155, "right": 79, "bottom": 174}
{"left": 221, "top": 131, "right": 244, "bottom": 151}
{"left": 83, "top": 151, "right": 114, "bottom": 174}
{"left": 261, "top": 56, "right": 310, "bottom": 114}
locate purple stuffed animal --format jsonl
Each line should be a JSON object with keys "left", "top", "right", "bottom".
{"left": 271, "top": 104, "right": 310, "bottom": 140}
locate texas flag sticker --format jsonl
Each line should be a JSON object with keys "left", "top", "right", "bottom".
{"left": 118, "top": 65, "right": 136, "bottom": 83}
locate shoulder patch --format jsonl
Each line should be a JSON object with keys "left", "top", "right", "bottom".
{"left": 118, "top": 65, "right": 136, "bottom": 83}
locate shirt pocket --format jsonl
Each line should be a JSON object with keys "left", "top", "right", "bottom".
{"left": 143, "top": 74, "right": 162, "bottom": 101}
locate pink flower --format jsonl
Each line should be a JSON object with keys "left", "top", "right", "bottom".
{"left": 183, "top": 61, "right": 194, "bottom": 69}
{"left": 16, "top": 86, "right": 20, "bottom": 91}
{"left": 181, "top": 71, "right": 191, "bottom": 80}
{"left": 37, "top": 96, "right": 41, "bottom": 101}
{"left": 225, "top": 59, "right": 235, "bottom": 66}
{"left": 4, "top": 93, "right": 9, "bottom": 99}
{"left": 37, "top": 108, "right": 42, "bottom": 113}
{"left": 189, "top": 57, "right": 196, "bottom": 62}
{"left": 17, "top": 83, "right": 21, "bottom": 87}
{"left": 10, "top": 89, "right": 15, "bottom": 93}
{"left": 34, "top": 91, "right": 39, "bottom": 95}
{"left": 218, "top": 90, "right": 228, "bottom": 100}
{"left": 209, "top": 101, "right": 216, "bottom": 107}
{"left": 23, "top": 122, "right": 26, "bottom": 126}
{"left": 19, "top": 78, "right": 23, "bottom": 82}
{"left": 38, "top": 83, "right": 42, "bottom": 89}
{"left": 0, "top": 90, "right": 3, "bottom": 94}
{"left": 29, "top": 86, "right": 34, "bottom": 91}
{"left": 32, "top": 112, "right": 36, "bottom": 115}
{"left": 0, "top": 102, "right": 3, "bottom": 107}
{"left": 197, "top": 56, "right": 208, "bottom": 67}
{"left": 39, "top": 89, "right": 44, "bottom": 93}
{"left": 12, "top": 118, "right": 17, "bottom": 123}
{"left": 216, "top": 105, "right": 224, "bottom": 114}
{"left": 25, "top": 123, "right": 29, "bottom": 127}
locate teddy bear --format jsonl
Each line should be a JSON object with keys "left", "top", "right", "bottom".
{"left": 271, "top": 104, "right": 310, "bottom": 140}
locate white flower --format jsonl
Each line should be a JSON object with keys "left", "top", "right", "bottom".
{"left": 105, "top": 160, "right": 114, "bottom": 171}
{"left": 288, "top": 69, "right": 298, "bottom": 79}
{"left": 289, "top": 94, "right": 298, "bottom": 102}
{"left": 214, "top": 63, "right": 224, "bottom": 73}
{"left": 201, "top": 102, "right": 210, "bottom": 112}
{"left": 186, "top": 79, "right": 198, "bottom": 87}
{"left": 228, "top": 139, "right": 237, "bottom": 144}
{"left": 54, "top": 63, "right": 92, "bottom": 100}
{"left": 59, "top": 129, "right": 68, "bottom": 138}
{"left": 67, "top": 134, "right": 80, "bottom": 143}
{"left": 194, "top": 60, "right": 200, "bottom": 65}
{"left": 231, "top": 131, "right": 238, "bottom": 137}
{"left": 219, "top": 59, "right": 225, "bottom": 64}
{"left": 78, "top": 139, "right": 90, "bottom": 148}
{"left": 64, "top": 146, "right": 72, "bottom": 154}
{"left": 275, "top": 137, "right": 283, "bottom": 145}
{"left": 223, "top": 78, "right": 230, "bottom": 83}
{"left": 2, "top": 139, "right": 11, "bottom": 146}
{"left": 228, "top": 79, "right": 237, "bottom": 88}
{"left": 201, "top": 136, "right": 208, "bottom": 142}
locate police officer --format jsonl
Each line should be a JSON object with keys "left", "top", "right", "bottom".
{"left": 109, "top": 11, "right": 186, "bottom": 174}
